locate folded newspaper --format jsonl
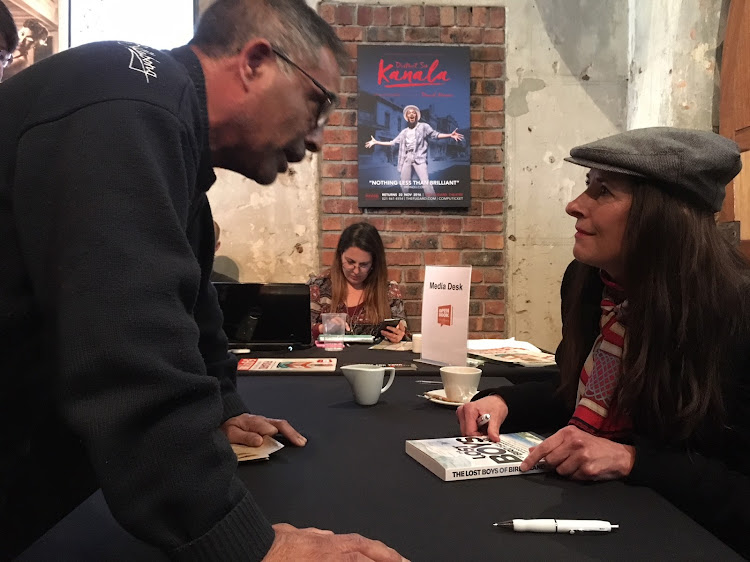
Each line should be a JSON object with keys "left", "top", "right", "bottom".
{"left": 467, "top": 338, "right": 556, "bottom": 367}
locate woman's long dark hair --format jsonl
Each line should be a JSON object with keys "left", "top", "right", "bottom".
{"left": 558, "top": 181, "right": 750, "bottom": 442}
{"left": 330, "top": 222, "right": 390, "bottom": 323}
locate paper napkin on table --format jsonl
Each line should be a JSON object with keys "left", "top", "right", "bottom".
{"left": 231, "top": 435, "right": 284, "bottom": 462}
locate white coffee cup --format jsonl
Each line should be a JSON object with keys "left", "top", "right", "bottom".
{"left": 341, "top": 364, "right": 395, "bottom": 406}
{"left": 440, "top": 366, "right": 482, "bottom": 403}
{"left": 411, "top": 333, "right": 422, "bottom": 354}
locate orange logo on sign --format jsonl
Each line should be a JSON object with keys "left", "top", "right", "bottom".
{"left": 437, "top": 305, "right": 453, "bottom": 327}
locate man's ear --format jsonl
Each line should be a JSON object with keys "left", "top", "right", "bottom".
{"left": 238, "top": 39, "right": 274, "bottom": 89}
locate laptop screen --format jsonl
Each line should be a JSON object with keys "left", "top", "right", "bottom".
{"left": 213, "top": 282, "right": 312, "bottom": 348}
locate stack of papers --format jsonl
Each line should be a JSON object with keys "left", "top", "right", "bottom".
{"left": 467, "top": 338, "right": 556, "bottom": 367}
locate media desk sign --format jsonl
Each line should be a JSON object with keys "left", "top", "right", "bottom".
{"left": 420, "top": 266, "right": 472, "bottom": 367}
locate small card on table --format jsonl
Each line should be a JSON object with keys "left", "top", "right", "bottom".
{"left": 231, "top": 435, "right": 284, "bottom": 462}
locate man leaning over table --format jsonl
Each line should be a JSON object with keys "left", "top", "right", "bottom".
{"left": 0, "top": 0, "right": 405, "bottom": 560}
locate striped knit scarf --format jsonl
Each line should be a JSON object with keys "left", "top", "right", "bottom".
{"left": 568, "top": 273, "right": 632, "bottom": 439}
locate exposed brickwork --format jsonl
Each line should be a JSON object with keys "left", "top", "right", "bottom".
{"left": 318, "top": 3, "right": 505, "bottom": 336}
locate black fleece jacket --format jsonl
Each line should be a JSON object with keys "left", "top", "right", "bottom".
{"left": 0, "top": 42, "right": 274, "bottom": 560}
{"left": 474, "top": 260, "right": 750, "bottom": 557}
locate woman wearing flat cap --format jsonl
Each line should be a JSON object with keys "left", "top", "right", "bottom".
{"left": 458, "top": 127, "right": 750, "bottom": 556}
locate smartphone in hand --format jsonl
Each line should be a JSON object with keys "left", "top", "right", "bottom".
{"left": 377, "top": 318, "right": 401, "bottom": 334}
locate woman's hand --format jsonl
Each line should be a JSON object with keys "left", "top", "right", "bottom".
{"left": 365, "top": 135, "right": 378, "bottom": 149}
{"left": 520, "top": 425, "right": 635, "bottom": 480}
{"left": 381, "top": 320, "right": 406, "bottom": 343}
{"left": 456, "top": 395, "right": 508, "bottom": 443}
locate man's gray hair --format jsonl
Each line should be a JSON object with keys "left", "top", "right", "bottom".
{"left": 191, "top": 0, "right": 347, "bottom": 71}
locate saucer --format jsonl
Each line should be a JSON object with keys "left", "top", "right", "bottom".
{"left": 423, "top": 388, "right": 476, "bottom": 408}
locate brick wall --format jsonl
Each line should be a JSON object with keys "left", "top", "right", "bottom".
{"left": 318, "top": 3, "right": 506, "bottom": 336}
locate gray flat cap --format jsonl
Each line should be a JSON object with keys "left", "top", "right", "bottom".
{"left": 564, "top": 127, "right": 741, "bottom": 212}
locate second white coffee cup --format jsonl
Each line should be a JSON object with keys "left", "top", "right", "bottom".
{"left": 440, "top": 366, "right": 482, "bottom": 403}
{"left": 411, "top": 333, "right": 422, "bottom": 354}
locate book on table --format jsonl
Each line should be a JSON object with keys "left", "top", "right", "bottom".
{"left": 237, "top": 358, "right": 337, "bottom": 372}
{"left": 405, "top": 433, "right": 547, "bottom": 481}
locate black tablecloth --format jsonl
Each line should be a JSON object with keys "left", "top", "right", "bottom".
{"left": 20, "top": 371, "right": 741, "bottom": 561}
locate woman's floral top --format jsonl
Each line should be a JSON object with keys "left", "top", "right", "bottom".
{"left": 307, "top": 272, "right": 406, "bottom": 338}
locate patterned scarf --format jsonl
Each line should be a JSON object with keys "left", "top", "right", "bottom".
{"left": 568, "top": 272, "right": 632, "bottom": 439}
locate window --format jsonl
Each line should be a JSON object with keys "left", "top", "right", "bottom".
{"left": 69, "top": 0, "right": 196, "bottom": 49}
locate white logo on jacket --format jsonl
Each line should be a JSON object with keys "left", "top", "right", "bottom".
{"left": 121, "top": 42, "right": 159, "bottom": 83}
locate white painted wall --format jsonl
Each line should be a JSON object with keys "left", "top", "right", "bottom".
{"left": 509, "top": 0, "right": 725, "bottom": 352}
{"left": 628, "top": 0, "right": 726, "bottom": 130}
{"left": 208, "top": 161, "right": 322, "bottom": 283}
{"left": 505, "top": 0, "right": 628, "bottom": 351}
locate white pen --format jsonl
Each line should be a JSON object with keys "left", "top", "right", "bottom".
{"left": 476, "top": 413, "right": 491, "bottom": 427}
{"left": 494, "top": 519, "right": 619, "bottom": 534}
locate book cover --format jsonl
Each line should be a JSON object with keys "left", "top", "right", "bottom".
{"left": 405, "top": 433, "right": 547, "bottom": 481}
{"left": 237, "top": 358, "right": 337, "bottom": 373}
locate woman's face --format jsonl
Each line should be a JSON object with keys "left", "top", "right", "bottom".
{"left": 341, "top": 246, "right": 373, "bottom": 289}
{"left": 565, "top": 168, "right": 633, "bottom": 282}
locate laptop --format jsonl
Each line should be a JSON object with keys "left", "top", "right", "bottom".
{"left": 213, "top": 282, "right": 312, "bottom": 350}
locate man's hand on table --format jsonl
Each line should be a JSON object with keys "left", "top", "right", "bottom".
{"left": 221, "top": 414, "right": 307, "bottom": 447}
{"left": 264, "top": 523, "right": 408, "bottom": 562}
{"left": 520, "top": 425, "right": 635, "bottom": 480}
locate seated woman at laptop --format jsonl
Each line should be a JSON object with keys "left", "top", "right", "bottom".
{"left": 308, "top": 222, "right": 408, "bottom": 342}
{"left": 457, "top": 128, "right": 750, "bottom": 557}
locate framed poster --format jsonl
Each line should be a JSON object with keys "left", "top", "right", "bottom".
{"left": 358, "top": 45, "right": 471, "bottom": 208}
{"left": 3, "top": 0, "right": 60, "bottom": 81}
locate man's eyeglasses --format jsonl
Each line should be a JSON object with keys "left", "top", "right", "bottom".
{"left": 0, "top": 50, "right": 13, "bottom": 68}
{"left": 271, "top": 47, "right": 338, "bottom": 130}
